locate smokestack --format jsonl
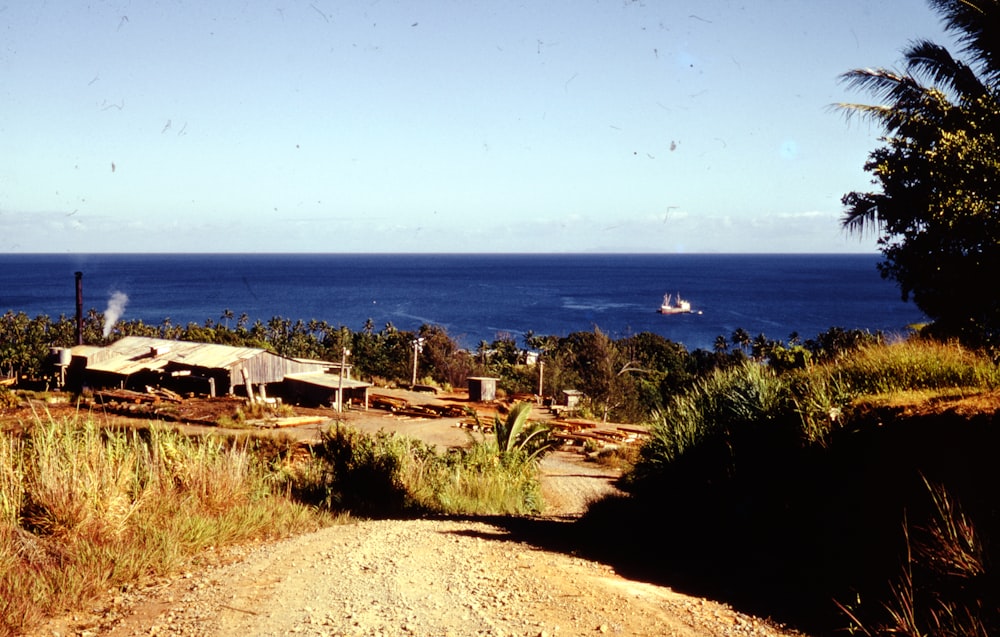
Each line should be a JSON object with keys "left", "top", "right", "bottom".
{"left": 75, "top": 271, "right": 83, "bottom": 345}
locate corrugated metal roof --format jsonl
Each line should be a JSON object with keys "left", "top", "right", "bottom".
{"left": 284, "top": 372, "right": 372, "bottom": 390}
{"left": 86, "top": 336, "right": 269, "bottom": 376}
{"left": 70, "top": 345, "right": 102, "bottom": 358}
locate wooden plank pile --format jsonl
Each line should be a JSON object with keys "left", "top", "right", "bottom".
{"left": 94, "top": 387, "right": 183, "bottom": 405}
{"left": 457, "top": 417, "right": 492, "bottom": 433}
{"left": 369, "top": 393, "right": 452, "bottom": 419}
{"left": 245, "top": 415, "right": 329, "bottom": 429}
{"left": 368, "top": 394, "right": 468, "bottom": 419}
{"left": 548, "top": 418, "right": 650, "bottom": 448}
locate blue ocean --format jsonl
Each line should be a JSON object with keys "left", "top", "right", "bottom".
{"left": 0, "top": 254, "right": 925, "bottom": 352}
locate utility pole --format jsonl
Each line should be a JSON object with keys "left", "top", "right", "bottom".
{"left": 411, "top": 337, "right": 424, "bottom": 388}
{"left": 75, "top": 271, "right": 84, "bottom": 345}
{"left": 337, "top": 346, "right": 350, "bottom": 412}
{"left": 537, "top": 359, "right": 544, "bottom": 400}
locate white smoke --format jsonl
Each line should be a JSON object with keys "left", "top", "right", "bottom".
{"left": 102, "top": 291, "right": 129, "bottom": 337}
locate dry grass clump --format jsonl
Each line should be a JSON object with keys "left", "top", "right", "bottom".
{"left": 216, "top": 399, "right": 296, "bottom": 428}
{"left": 0, "top": 413, "right": 323, "bottom": 636}
{"left": 0, "top": 403, "right": 553, "bottom": 634}
{"left": 838, "top": 479, "right": 996, "bottom": 637}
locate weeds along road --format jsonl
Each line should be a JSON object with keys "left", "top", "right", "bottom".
{"left": 34, "top": 452, "right": 808, "bottom": 637}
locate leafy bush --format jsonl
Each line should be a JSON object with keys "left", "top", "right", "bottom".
{"left": 295, "top": 426, "right": 431, "bottom": 517}
{"left": 628, "top": 361, "right": 788, "bottom": 486}
{"left": 294, "top": 420, "right": 547, "bottom": 517}
{"left": 490, "top": 402, "right": 556, "bottom": 461}
{"left": 0, "top": 387, "right": 16, "bottom": 411}
{"left": 433, "top": 441, "right": 543, "bottom": 515}
{"left": 594, "top": 339, "right": 1000, "bottom": 634}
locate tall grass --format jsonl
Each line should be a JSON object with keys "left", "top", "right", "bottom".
{"left": 632, "top": 339, "right": 1000, "bottom": 490}
{"left": 0, "top": 414, "right": 323, "bottom": 636}
{"left": 839, "top": 480, "right": 996, "bottom": 636}
{"left": 784, "top": 339, "right": 1000, "bottom": 445}
{"left": 1, "top": 406, "right": 550, "bottom": 634}
{"left": 294, "top": 424, "right": 545, "bottom": 517}
{"left": 433, "top": 442, "right": 543, "bottom": 515}
{"left": 813, "top": 339, "right": 1000, "bottom": 397}
{"left": 603, "top": 338, "right": 1000, "bottom": 634}
{"left": 629, "top": 361, "right": 788, "bottom": 485}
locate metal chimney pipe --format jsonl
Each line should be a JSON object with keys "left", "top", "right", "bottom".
{"left": 75, "top": 271, "right": 83, "bottom": 345}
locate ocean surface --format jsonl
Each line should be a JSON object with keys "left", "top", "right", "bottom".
{"left": 0, "top": 254, "right": 926, "bottom": 352}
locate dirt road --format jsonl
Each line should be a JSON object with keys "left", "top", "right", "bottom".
{"left": 32, "top": 449, "right": 805, "bottom": 637}
{"left": 96, "top": 517, "right": 799, "bottom": 637}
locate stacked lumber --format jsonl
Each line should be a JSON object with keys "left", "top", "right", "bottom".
{"left": 423, "top": 403, "right": 468, "bottom": 418}
{"left": 457, "top": 419, "right": 493, "bottom": 433}
{"left": 94, "top": 388, "right": 162, "bottom": 405}
{"left": 370, "top": 394, "right": 408, "bottom": 412}
{"left": 548, "top": 418, "right": 650, "bottom": 448}
{"left": 245, "top": 415, "right": 329, "bottom": 429}
{"left": 370, "top": 393, "right": 469, "bottom": 419}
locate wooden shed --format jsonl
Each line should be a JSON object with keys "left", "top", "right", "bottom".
{"left": 562, "top": 389, "right": 584, "bottom": 409}
{"left": 283, "top": 372, "right": 372, "bottom": 410}
{"left": 467, "top": 376, "right": 499, "bottom": 402}
{"left": 71, "top": 336, "right": 327, "bottom": 397}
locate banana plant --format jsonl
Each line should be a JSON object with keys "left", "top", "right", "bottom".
{"left": 492, "top": 402, "right": 556, "bottom": 461}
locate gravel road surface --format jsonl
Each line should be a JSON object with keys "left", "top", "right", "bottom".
{"left": 33, "top": 450, "right": 806, "bottom": 637}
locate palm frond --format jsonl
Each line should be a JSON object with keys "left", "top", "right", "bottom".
{"left": 494, "top": 402, "right": 533, "bottom": 454}
{"left": 841, "top": 192, "right": 884, "bottom": 237}
{"left": 928, "top": 0, "right": 1000, "bottom": 84}
{"left": 904, "top": 39, "right": 989, "bottom": 104}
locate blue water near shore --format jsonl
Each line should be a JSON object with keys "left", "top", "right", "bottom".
{"left": 0, "top": 253, "right": 926, "bottom": 352}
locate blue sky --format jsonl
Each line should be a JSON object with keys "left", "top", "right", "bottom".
{"left": 1, "top": 1, "right": 952, "bottom": 253}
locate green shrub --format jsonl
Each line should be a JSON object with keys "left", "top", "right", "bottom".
{"left": 433, "top": 441, "right": 543, "bottom": 515}
{"left": 629, "top": 361, "right": 787, "bottom": 484}
{"left": 294, "top": 422, "right": 546, "bottom": 517}
{"left": 491, "top": 402, "right": 556, "bottom": 461}
{"left": 296, "top": 426, "right": 427, "bottom": 517}
{"left": 828, "top": 339, "right": 1000, "bottom": 395}
{"left": 0, "top": 387, "right": 16, "bottom": 411}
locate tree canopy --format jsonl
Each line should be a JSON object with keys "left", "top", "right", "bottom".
{"left": 839, "top": 0, "right": 1000, "bottom": 346}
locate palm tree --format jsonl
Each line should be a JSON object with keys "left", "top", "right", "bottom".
{"left": 750, "top": 333, "right": 774, "bottom": 361}
{"left": 713, "top": 335, "right": 729, "bottom": 353}
{"left": 838, "top": 0, "right": 1000, "bottom": 343}
{"left": 840, "top": 4, "right": 999, "bottom": 231}
{"left": 731, "top": 328, "right": 752, "bottom": 354}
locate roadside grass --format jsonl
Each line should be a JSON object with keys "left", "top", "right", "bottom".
{"left": 215, "top": 399, "right": 296, "bottom": 428}
{"left": 432, "top": 441, "right": 543, "bottom": 515}
{"left": 588, "top": 338, "right": 1000, "bottom": 635}
{"left": 292, "top": 410, "right": 548, "bottom": 518}
{"left": 0, "top": 400, "right": 551, "bottom": 635}
{"left": 806, "top": 338, "right": 1000, "bottom": 400}
{"left": 0, "top": 413, "right": 326, "bottom": 637}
